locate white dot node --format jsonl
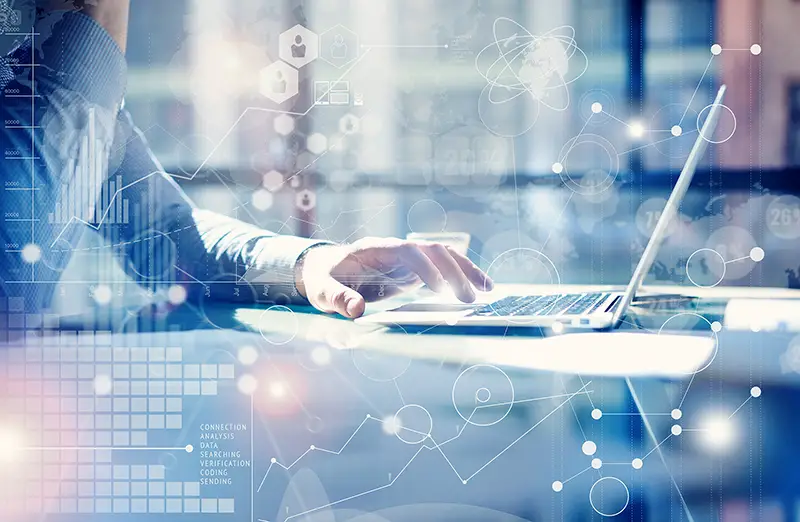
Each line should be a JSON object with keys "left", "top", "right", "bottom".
{"left": 551, "top": 321, "right": 564, "bottom": 334}
{"left": 671, "top": 424, "right": 682, "bottom": 436}
{"left": 591, "top": 102, "right": 603, "bottom": 114}
{"left": 671, "top": 125, "right": 683, "bottom": 137}
{"left": 270, "top": 457, "right": 276, "bottom": 463}
{"left": 750, "top": 44, "right": 762, "bottom": 55}
{"left": 237, "top": 374, "right": 258, "bottom": 395}
{"left": 671, "top": 409, "right": 682, "bottom": 420}
{"left": 582, "top": 440, "right": 597, "bottom": 456}
{"left": 185, "top": 445, "right": 194, "bottom": 453}
{"left": 750, "top": 386, "right": 762, "bottom": 398}
{"left": 445, "top": 316, "right": 459, "bottom": 326}
{"left": 93, "top": 375, "right": 113, "bottom": 395}
{"left": 237, "top": 345, "right": 259, "bottom": 366}
{"left": 711, "top": 321, "right": 722, "bottom": 333}
{"left": 552, "top": 480, "right": 563, "bottom": 492}
{"left": 591, "top": 458, "right": 602, "bottom": 469}
{"left": 632, "top": 458, "right": 643, "bottom": 470}
{"left": 711, "top": 44, "right": 722, "bottom": 55}
{"left": 552, "top": 162, "right": 564, "bottom": 174}
{"left": 462, "top": 480, "right": 467, "bottom": 485}
{"left": 93, "top": 284, "right": 113, "bottom": 305}
{"left": 444, "top": 44, "right": 449, "bottom": 49}
{"left": 167, "top": 285, "right": 187, "bottom": 305}
{"left": 751, "top": 322, "right": 762, "bottom": 333}
{"left": 591, "top": 408, "right": 603, "bottom": 420}
{"left": 21, "top": 243, "right": 41, "bottom": 264}
{"left": 749, "top": 247, "right": 765, "bottom": 262}
{"left": 310, "top": 445, "right": 315, "bottom": 450}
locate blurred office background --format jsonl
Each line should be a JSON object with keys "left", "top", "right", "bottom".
{"left": 33, "top": 2, "right": 800, "bottom": 521}
{"left": 56, "top": 0, "right": 800, "bottom": 305}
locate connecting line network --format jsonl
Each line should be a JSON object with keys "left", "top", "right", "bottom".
{"left": 254, "top": 383, "right": 592, "bottom": 522}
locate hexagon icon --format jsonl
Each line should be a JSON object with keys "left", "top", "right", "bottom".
{"left": 296, "top": 189, "right": 317, "bottom": 212}
{"left": 320, "top": 24, "right": 359, "bottom": 68}
{"left": 339, "top": 114, "right": 360, "bottom": 135}
{"left": 259, "top": 60, "right": 298, "bottom": 104}
{"left": 279, "top": 25, "right": 319, "bottom": 69}
{"left": 306, "top": 133, "right": 328, "bottom": 155}
{"left": 263, "top": 170, "right": 284, "bottom": 192}
{"left": 273, "top": 114, "right": 295, "bottom": 136}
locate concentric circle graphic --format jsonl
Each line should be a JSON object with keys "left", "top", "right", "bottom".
{"left": 407, "top": 199, "right": 447, "bottom": 234}
{"left": 556, "top": 134, "right": 619, "bottom": 196}
{"left": 258, "top": 305, "right": 299, "bottom": 345}
{"left": 589, "top": 477, "right": 630, "bottom": 517}
{"left": 697, "top": 103, "right": 736, "bottom": 144}
{"left": 686, "top": 248, "right": 727, "bottom": 288}
{"left": 452, "top": 364, "right": 515, "bottom": 427}
{"left": 475, "top": 18, "right": 588, "bottom": 137}
{"left": 658, "top": 312, "right": 719, "bottom": 374}
{"left": 393, "top": 404, "right": 433, "bottom": 445}
{"left": 766, "top": 195, "right": 800, "bottom": 239}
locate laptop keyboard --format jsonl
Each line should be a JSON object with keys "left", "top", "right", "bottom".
{"left": 470, "top": 292, "right": 611, "bottom": 317}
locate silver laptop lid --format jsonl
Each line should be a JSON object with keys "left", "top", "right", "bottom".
{"left": 611, "top": 85, "right": 727, "bottom": 327}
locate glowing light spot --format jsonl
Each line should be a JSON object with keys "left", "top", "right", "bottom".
{"left": 167, "top": 285, "right": 187, "bottom": 305}
{"left": 551, "top": 162, "right": 563, "bottom": 174}
{"left": 310, "top": 346, "right": 331, "bottom": 366}
{"left": 629, "top": 121, "right": 646, "bottom": 139}
{"left": 0, "top": 426, "right": 25, "bottom": 463}
{"left": 591, "top": 102, "right": 603, "bottom": 114}
{"left": 185, "top": 444, "right": 194, "bottom": 453}
{"left": 237, "top": 374, "right": 258, "bottom": 395}
{"left": 552, "top": 480, "right": 563, "bottom": 492}
{"left": 237, "top": 345, "right": 259, "bottom": 366}
{"left": 21, "top": 243, "right": 41, "bottom": 263}
{"left": 381, "top": 415, "right": 401, "bottom": 435}
{"left": 93, "top": 285, "right": 113, "bottom": 305}
{"left": 699, "top": 415, "right": 735, "bottom": 452}
{"left": 269, "top": 381, "right": 287, "bottom": 399}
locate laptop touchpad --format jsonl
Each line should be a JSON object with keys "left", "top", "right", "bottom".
{"left": 389, "top": 303, "right": 480, "bottom": 312}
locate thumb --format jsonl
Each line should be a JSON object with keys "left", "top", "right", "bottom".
{"left": 322, "top": 278, "right": 366, "bottom": 319}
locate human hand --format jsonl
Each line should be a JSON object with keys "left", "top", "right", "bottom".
{"left": 295, "top": 237, "right": 494, "bottom": 319}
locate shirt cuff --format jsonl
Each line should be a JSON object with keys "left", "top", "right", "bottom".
{"left": 34, "top": 11, "right": 127, "bottom": 111}
{"left": 244, "top": 236, "right": 333, "bottom": 303}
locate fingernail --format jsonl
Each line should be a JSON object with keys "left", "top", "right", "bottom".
{"left": 346, "top": 298, "right": 359, "bottom": 317}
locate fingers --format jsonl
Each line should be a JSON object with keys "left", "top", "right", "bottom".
{"left": 417, "top": 243, "right": 476, "bottom": 303}
{"left": 446, "top": 246, "right": 495, "bottom": 292}
{"left": 392, "top": 244, "right": 447, "bottom": 292}
{"left": 312, "top": 278, "right": 366, "bottom": 319}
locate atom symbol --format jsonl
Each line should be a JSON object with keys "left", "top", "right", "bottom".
{"left": 475, "top": 18, "right": 589, "bottom": 137}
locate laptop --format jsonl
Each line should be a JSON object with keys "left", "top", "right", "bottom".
{"left": 359, "top": 85, "right": 727, "bottom": 331}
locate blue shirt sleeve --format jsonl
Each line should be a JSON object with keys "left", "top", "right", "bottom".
{"left": 0, "top": 11, "right": 328, "bottom": 311}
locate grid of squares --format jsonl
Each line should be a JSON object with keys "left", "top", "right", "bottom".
{"left": 0, "top": 297, "right": 238, "bottom": 514}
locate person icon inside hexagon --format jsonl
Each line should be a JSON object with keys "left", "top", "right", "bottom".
{"left": 272, "top": 70, "right": 287, "bottom": 94}
{"left": 291, "top": 34, "right": 306, "bottom": 58}
{"left": 331, "top": 33, "right": 347, "bottom": 59}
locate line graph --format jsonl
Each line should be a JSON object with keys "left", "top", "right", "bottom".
{"left": 254, "top": 383, "right": 592, "bottom": 522}
{"left": 48, "top": 49, "right": 372, "bottom": 249}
